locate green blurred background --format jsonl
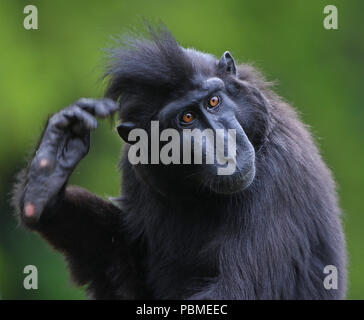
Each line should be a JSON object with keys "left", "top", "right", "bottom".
{"left": 0, "top": 0, "right": 363, "bottom": 299}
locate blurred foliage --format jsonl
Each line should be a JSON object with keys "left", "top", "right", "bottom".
{"left": 0, "top": 0, "right": 363, "bottom": 299}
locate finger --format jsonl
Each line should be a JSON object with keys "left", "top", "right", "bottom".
{"left": 102, "top": 98, "right": 120, "bottom": 113}
{"left": 48, "top": 107, "right": 97, "bottom": 134}
{"left": 62, "top": 106, "right": 98, "bottom": 131}
{"left": 76, "top": 98, "right": 119, "bottom": 118}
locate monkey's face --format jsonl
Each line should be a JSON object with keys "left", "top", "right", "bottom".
{"left": 115, "top": 51, "right": 262, "bottom": 196}
{"left": 153, "top": 75, "right": 255, "bottom": 195}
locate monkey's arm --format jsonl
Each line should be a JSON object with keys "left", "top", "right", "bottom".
{"left": 11, "top": 99, "right": 142, "bottom": 294}
{"left": 20, "top": 184, "right": 124, "bottom": 284}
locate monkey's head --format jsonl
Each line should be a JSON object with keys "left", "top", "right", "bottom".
{"left": 106, "top": 27, "right": 272, "bottom": 196}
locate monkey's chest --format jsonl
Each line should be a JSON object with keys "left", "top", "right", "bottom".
{"left": 143, "top": 215, "right": 219, "bottom": 299}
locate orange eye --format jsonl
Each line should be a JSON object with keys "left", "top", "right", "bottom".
{"left": 182, "top": 112, "right": 195, "bottom": 123}
{"left": 208, "top": 96, "right": 220, "bottom": 108}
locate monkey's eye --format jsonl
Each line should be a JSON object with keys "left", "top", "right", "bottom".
{"left": 207, "top": 96, "right": 220, "bottom": 108}
{"left": 181, "top": 112, "right": 195, "bottom": 124}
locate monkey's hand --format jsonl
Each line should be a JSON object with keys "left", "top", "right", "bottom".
{"left": 21, "top": 98, "right": 119, "bottom": 224}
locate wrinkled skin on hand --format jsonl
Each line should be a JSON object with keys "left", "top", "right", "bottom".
{"left": 22, "top": 98, "right": 119, "bottom": 224}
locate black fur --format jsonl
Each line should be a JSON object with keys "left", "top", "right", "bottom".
{"left": 12, "top": 26, "right": 346, "bottom": 299}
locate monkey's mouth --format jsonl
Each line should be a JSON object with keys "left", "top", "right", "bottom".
{"left": 195, "top": 165, "right": 256, "bottom": 194}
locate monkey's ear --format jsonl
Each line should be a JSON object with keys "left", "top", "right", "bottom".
{"left": 116, "top": 122, "right": 137, "bottom": 144}
{"left": 218, "top": 51, "right": 237, "bottom": 76}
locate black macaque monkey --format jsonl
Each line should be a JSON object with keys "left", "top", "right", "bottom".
{"left": 12, "top": 26, "right": 347, "bottom": 299}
